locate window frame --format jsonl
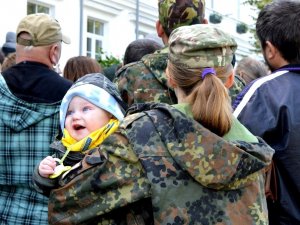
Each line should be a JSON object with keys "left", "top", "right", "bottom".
{"left": 86, "top": 17, "right": 105, "bottom": 60}
{"left": 27, "top": 1, "right": 52, "bottom": 15}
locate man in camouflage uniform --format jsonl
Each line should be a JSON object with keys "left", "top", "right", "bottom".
{"left": 48, "top": 25, "right": 273, "bottom": 225}
{"left": 114, "top": 0, "right": 244, "bottom": 106}
{"left": 114, "top": 0, "right": 206, "bottom": 106}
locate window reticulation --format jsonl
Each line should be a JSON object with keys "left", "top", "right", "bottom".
{"left": 87, "top": 18, "right": 104, "bottom": 60}
{"left": 27, "top": 2, "right": 50, "bottom": 14}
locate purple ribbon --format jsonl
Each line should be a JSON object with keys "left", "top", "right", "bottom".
{"left": 202, "top": 68, "right": 216, "bottom": 79}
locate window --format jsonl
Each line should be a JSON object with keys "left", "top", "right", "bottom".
{"left": 27, "top": 2, "right": 50, "bottom": 15}
{"left": 86, "top": 18, "right": 104, "bottom": 60}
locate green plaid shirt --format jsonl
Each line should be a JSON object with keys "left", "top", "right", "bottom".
{"left": 0, "top": 74, "right": 62, "bottom": 225}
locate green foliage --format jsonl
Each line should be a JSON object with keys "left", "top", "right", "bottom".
{"left": 97, "top": 48, "right": 122, "bottom": 68}
{"left": 209, "top": 12, "right": 223, "bottom": 24}
{"left": 245, "top": 0, "right": 272, "bottom": 10}
{"left": 236, "top": 22, "right": 248, "bottom": 34}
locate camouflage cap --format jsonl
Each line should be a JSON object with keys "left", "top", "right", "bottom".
{"left": 158, "top": 0, "right": 205, "bottom": 36}
{"left": 168, "top": 24, "right": 237, "bottom": 68}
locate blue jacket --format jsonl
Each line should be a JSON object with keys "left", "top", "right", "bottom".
{"left": 234, "top": 65, "right": 300, "bottom": 225}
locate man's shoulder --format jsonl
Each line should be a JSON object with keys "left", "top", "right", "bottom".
{"left": 115, "top": 61, "right": 148, "bottom": 78}
{"left": 115, "top": 48, "right": 168, "bottom": 79}
{"left": 233, "top": 70, "right": 290, "bottom": 118}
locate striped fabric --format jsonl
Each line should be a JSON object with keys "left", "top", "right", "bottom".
{"left": 233, "top": 70, "right": 288, "bottom": 117}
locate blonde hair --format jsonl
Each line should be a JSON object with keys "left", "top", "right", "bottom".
{"left": 168, "top": 62, "right": 233, "bottom": 136}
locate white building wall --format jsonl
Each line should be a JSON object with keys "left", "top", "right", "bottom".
{"left": 0, "top": 0, "right": 260, "bottom": 70}
{"left": 0, "top": 0, "right": 26, "bottom": 40}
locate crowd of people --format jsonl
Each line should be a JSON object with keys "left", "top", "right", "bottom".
{"left": 0, "top": 0, "right": 299, "bottom": 225}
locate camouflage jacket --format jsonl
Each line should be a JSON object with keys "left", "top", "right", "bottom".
{"left": 229, "top": 75, "right": 246, "bottom": 104}
{"left": 48, "top": 103, "right": 274, "bottom": 225}
{"left": 32, "top": 140, "right": 85, "bottom": 197}
{"left": 114, "top": 46, "right": 177, "bottom": 106}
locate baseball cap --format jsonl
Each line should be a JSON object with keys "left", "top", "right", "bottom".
{"left": 158, "top": 0, "right": 206, "bottom": 36}
{"left": 168, "top": 24, "right": 237, "bottom": 68}
{"left": 16, "top": 13, "right": 70, "bottom": 46}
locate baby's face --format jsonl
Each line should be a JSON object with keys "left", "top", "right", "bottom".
{"left": 65, "top": 96, "right": 112, "bottom": 141}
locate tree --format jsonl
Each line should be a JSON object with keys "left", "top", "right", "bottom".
{"left": 245, "top": 0, "right": 272, "bottom": 10}
{"left": 244, "top": 0, "right": 272, "bottom": 53}
{"left": 97, "top": 48, "right": 122, "bottom": 68}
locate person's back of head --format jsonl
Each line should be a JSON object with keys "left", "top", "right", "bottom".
{"left": 256, "top": 0, "right": 300, "bottom": 66}
{"left": 63, "top": 56, "right": 102, "bottom": 82}
{"left": 0, "top": 49, "right": 4, "bottom": 65}
{"left": 2, "top": 32, "right": 16, "bottom": 57}
{"left": 168, "top": 24, "right": 237, "bottom": 136}
{"left": 16, "top": 13, "right": 70, "bottom": 68}
{"left": 235, "top": 57, "right": 269, "bottom": 84}
{"left": 158, "top": 0, "right": 206, "bottom": 37}
{"left": 123, "top": 38, "right": 163, "bottom": 65}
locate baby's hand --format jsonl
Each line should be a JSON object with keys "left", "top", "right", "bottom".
{"left": 39, "top": 156, "right": 57, "bottom": 178}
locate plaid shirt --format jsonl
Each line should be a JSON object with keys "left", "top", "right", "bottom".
{"left": 0, "top": 74, "right": 63, "bottom": 225}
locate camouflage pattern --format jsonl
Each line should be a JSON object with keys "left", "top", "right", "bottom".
{"left": 114, "top": 25, "right": 241, "bottom": 107}
{"left": 158, "top": 0, "right": 206, "bottom": 36}
{"left": 229, "top": 74, "right": 246, "bottom": 104}
{"left": 168, "top": 24, "right": 237, "bottom": 68}
{"left": 114, "top": 0, "right": 207, "bottom": 106}
{"left": 114, "top": 47, "right": 177, "bottom": 106}
{"left": 48, "top": 102, "right": 274, "bottom": 225}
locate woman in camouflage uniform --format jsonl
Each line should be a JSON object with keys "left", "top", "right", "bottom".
{"left": 48, "top": 25, "right": 274, "bottom": 225}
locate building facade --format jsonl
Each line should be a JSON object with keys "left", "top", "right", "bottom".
{"left": 0, "top": 0, "right": 260, "bottom": 69}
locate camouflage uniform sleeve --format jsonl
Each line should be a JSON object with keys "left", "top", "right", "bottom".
{"left": 114, "top": 53, "right": 177, "bottom": 106}
{"left": 229, "top": 75, "right": 246, "bottom": 103}
{"left": 114, "top": 62, "right": 142, "bottom": 106}
{"left": 48, "top": 130, "right": 152, "bottom": 225}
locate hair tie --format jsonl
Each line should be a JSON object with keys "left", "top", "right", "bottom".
{"left": 201, "top": 68, "right": 216, "bottom": 79}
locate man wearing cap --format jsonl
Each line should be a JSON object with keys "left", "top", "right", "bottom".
{"left": 114, "top": 0, "right": 244, "bottom": 106}
{"left": 114, "top": 0, "right": 206, "bottom": 106}
{"left": 0, "top": 13, "right": 72, "bottom": 225}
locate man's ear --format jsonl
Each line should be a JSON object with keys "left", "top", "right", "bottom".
{"left": 156, "top": 20, "right": 164, "bottom": 38}
{"left": 225, "top": 72, "right": 234, "bottom": 89}
{"left": 49, "top": 44, "right": 59, "bottom": 65}
{"left": 156, "top": 20, "right": 169, "bottom": 45}
{"left": 264, "top": 41, "right": 277, "bottom": 60}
